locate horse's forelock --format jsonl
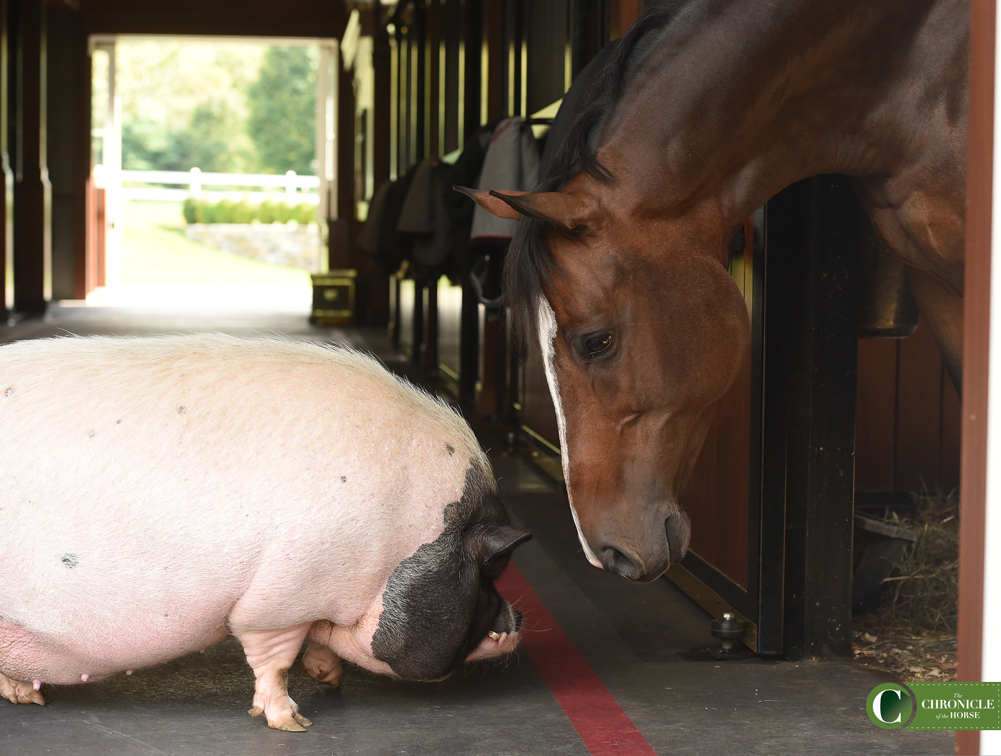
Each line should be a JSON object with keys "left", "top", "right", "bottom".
{"left": 503, "top": 217, "right": 555, "bottom": 352}
{"left": 505, "top": 0, "right": 696, "bottom": 350}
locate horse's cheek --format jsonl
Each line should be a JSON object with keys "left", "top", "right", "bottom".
{"left": 692, "top": 266, "right": 751, "bottom": 399}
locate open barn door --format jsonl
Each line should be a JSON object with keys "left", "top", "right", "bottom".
{"left": 84, "top": 35, "right": 337, "bottom": 306}
{"left": 314, "top": 38, "right": 337, "bottom": 273}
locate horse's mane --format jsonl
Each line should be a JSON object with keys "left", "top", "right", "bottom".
{"left": 503, "top": 0, "right": 694, "bottom": 345}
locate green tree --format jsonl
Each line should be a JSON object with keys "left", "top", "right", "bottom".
{"left": 116, "top": 41, "right": 262, "bottom": 173}
{"left": 122, "top": 117, "right": 180, "bottom": 171}
{"left": 122, "top": 98, "right": 250, "bottom": 173}
{"left": 246, "top": 47, "right": 316, "bottom": 175}
{"left": 174, "top": 99, "right": 247, "bottom": 172}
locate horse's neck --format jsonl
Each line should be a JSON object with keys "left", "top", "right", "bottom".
{"left": 599, "top": 0, "right": 966, "bottom": 232}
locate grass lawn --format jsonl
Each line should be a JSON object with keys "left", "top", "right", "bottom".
{"left": 120, "top": 200, "right": 312, "bottom": 287}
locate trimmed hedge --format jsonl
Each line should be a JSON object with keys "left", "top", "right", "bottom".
{"left": 182, "top": 197, "right": 316, "bottom": 225}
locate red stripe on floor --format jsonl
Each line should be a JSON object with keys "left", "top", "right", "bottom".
{"left": 497, "top": 564, "right": 658, "bottom": 756}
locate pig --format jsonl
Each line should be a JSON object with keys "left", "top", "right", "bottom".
{"left": 0, "top": 333, "right": 530, "bottom": 731}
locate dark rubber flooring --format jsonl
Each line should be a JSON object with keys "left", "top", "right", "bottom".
{"left": 0, "top": 304, "right": 953, "bottom": 755}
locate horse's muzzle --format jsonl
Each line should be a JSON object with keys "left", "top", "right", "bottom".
{"left": 599, "top": 511, "right": 691, "bottom": 582}
{"left": 600, "top": 545, "right": 665, "bottom": 582}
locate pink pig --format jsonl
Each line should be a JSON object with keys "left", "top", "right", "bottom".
{"left": 0, "top": 334, "right": 529, "bottom": 731}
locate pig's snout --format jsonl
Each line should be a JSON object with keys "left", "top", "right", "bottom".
{"left": 465, "top": 601, "right": 522, "bottom": 662}
{"left": 491, "top": 604, "right": 522, "bottom": 636}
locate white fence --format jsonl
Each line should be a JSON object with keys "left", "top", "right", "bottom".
{"left": 108, "top": 168, "right": 321, "bottom": 205}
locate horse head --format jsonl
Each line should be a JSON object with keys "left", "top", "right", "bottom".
{"left": 460, "top": 182, "right": 749, "bottom": 582}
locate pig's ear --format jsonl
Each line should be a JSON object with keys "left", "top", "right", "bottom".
{"left": 474, "top": 525, "right": 532, "bottom": 570}
{"left": 487, "top": 526, "right": 532, "bottom": 559}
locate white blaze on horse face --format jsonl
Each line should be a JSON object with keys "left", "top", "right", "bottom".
{"left": 537, "top": 296, "right": 603, "bottom": 569}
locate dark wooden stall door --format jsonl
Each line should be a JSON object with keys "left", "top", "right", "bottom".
{"left": 672, "top": 177, "right": 863, "bottom": 658}
{"left": 681, "top": 218, "right": 753, "bottom": 592}
{"left": 671, "top": 212, "right": 777, "bottom": 654}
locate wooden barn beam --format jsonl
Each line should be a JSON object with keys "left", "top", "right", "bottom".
{"left": 11, "top": 0, "right": 52, "bottom": 315}
{"left": 957, "top": 1, "right": 994, "bottom": 754}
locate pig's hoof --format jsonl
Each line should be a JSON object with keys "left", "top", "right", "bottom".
{"left": 272, "top": 714, "right": 310, "bottom": 732}
{"left": 248, "top": 702, "right": 312, "bottom": 731}
{"left": 0, "top": 673, "right": 45, "bottom": 706}
{"left": 302, "top": 644, "right": 343, "bottom": 686}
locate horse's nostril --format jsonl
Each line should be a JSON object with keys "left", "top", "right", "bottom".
{"left": 603, "top": 547, "right": 642, "bottom": 579}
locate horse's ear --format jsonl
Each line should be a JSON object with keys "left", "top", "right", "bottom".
{"left": 454, "top": 186, "right": 595, "bottom": 233}
{"left": 452, "top": 186, "right": 526, "bottom": 220}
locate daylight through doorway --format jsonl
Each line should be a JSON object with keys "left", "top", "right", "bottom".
{"left": 86, "top": 35, "right": 337, "bottom": 312}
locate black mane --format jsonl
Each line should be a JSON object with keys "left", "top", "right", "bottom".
{"left": 502, "top": 0, "right": 695, "bottom": 344}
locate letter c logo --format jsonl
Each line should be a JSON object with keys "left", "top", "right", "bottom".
{"left": 873, "top": 689, "right": 903, "bottom": 723}
{"left": 867, "top": 684, "right": 914, "bottom": 729}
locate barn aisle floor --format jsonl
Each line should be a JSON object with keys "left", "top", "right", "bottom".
{"left": 0, "top": 305, "right": 953, "bottom": 756}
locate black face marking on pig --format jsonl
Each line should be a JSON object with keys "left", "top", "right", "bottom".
{"left": 446, "top": 444, "right": 455, "bottom": 456}
{"left": 371, "top": 462, "right": 525, "bottom": 681}
{"left": 3, "top": 387, "right": 12, "bottom": 397}
{"left": 176, "top": 406, "right": 187, "bottom": 415}
{"left": 61, "top": 553, "right": 78, "bottom": 569}
{"left": 87, "top": 430, "right": 95, "bottom": 438}
{"left": 340, "top": 476, "right": 347, "bottom": 483}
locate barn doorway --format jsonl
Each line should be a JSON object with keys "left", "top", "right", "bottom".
{"left": 85, "top": 35, "right": 338, "bottom": 312}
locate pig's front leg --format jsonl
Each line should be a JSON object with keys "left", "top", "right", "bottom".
{"left": 302, "top": 642, "right": 342, "bottom": 686}
{"left": 234, "top": 623, "right": 313, "bottom": 732}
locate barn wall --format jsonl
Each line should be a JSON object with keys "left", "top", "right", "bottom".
{"left": 856, "top": 323, "right": 962, "bottom": 495}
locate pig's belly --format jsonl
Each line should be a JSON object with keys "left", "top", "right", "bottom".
{"left": 0, "top": 616, "right": 231, "bottom": 685}
{"left": 0, "top": 521, "right": 259, "bottom": 684}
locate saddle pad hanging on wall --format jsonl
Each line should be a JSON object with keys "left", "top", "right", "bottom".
{"left": 470, "top": 117, "right": 541, "bottom": 242}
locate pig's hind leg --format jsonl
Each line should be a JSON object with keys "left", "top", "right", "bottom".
{"left": 0, "top": 672, "right": 44, "bottom": 706}
{"left": 234, "top": 623, "right": 313, "bottom": 732}
{"left": 0, "top": 621, "right": 46, "bottom": 706}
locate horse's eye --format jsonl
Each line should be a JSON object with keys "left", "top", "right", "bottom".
{"left": 583, "top": 331, "right": 614, "bottom": 358}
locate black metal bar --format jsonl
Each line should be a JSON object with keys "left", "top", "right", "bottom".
{"left": 411, "top": 279, "right": 424, "bottom": 365}
{"left": 764, "top": 175, "right": 860, "bottom": 659}
{"left": 459, "top": 276, "right": 479, "bottom": 405}
{"left": 461, "top": 0, "right": 481, "bottom": 144}
{"left": 570, "top": 0, "right": 608, "bottom": 79}
{"left": 0, "top": 0, "right": 11, "bottom": 315}
{"left": 413, "top": 3, "right": 426, "bottom": 163}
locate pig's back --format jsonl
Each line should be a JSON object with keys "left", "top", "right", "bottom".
{"left": 0, "top": 335, "right": 484, "bottom": 667}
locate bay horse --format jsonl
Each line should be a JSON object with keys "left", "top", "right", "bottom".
{"left": 461, "top": 0, "right": 967, "bottom": 582}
